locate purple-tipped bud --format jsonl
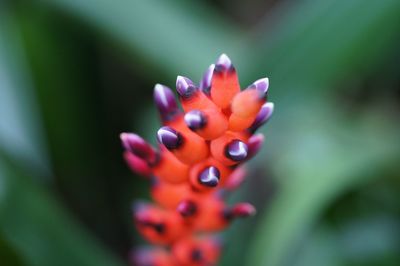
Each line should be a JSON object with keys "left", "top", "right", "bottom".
{"left": 232, "top": 203, "right": 256, "bottom": 217}
{"left": 153, "top": 84, "right": 180, "bottom": 122}
{"left": 200, "top": 64, "right": 215, "bottom": 95}
{"left": 225, "top": 166, "right": 247, "bottom": 190}
{"left": 123, "top": 152, "right": 152, "bottom": 177}
{"left": 157, "top": 126, "right": 182, "bottom": 150}
{"left": 198, "top": 166, "right": 220, "bottom": 187}
{"left": 135, "top": 218, "right": 165, "bottom": 233}
{"left": 184, "top": 110, "right": 207, "bottom": 130}
{"left": 149, "top": 176, "right": 159, "bottom": 188}
{"left": 248, "top": 77, "right": 269, "bottom": 95}
{"left": 133, "top": 204, "right": 165, "bottom": 233}
{"left": 130, "top": 248, "right": 156, "bottom": 266}
{"left": 120, "top": 133, "right": 157, "bottom": 163}
{"left": 177, "top": 200, "right": 198, "bottom": 217}
{"left": 215, "top": 53, "right": 232, "bottom": 70}
{"left": 247, "top": 134, "right": 265, "bottom": 159}
{"left": 209, "top": 235, "right": 224, "bottom": 250}
{"left": 225, "top": 140, "right": 248, "bottom": 161}
{"left": 248, "top": 102, "right": 274, "bottom": 133}
{"left": 224, "top": 203, "right": 256, "bottom": 220}
{"left": 191, "top": 249, "right": 203, "bottom": 262}
{"left": 176, "top": 76, "right": 197, "bottom": 99}
{"left": 131, "top": 200, "right": 149, "bottom": 214}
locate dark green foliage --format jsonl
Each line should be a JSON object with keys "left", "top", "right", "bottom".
{"left": 0, "top": 0, "right": 399, "bottom": 265}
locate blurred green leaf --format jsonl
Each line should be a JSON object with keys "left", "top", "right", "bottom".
{"left": 15, "top": 5, "right": 137, "bottom": 248}
{"left": 11, "top": 1, "right": 400, "bottom": 266}
{"left": 0, "top": 234, "right": 24, "bottom": 266}
{"left": 245, "top": 0, "right": 400, "bottom": 89}
{"left": 0, "top": 10, "right": 124, "bottom": 266}
{"left": 245, "top": 101, "right": 400, "bottom": 266}
{"left": 0, "top": 10, "right": 50, "bottom": 177}
{"left": 294, "top": 206, "right": 400, "bottom": 266}
{"left": 0, "top": 154, "right": 124, "bottom": 266}
{"left": 38, "top": 0, "right": 400, "bottom": 92}
{"left": 39, "top": 0, "right": 245, "bottom": 83}
{"left": 217, "top": 0, "right": 400, "bottom": 264}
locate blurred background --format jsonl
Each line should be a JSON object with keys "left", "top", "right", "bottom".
{"left": 1, "top": 0, "right": 400, "bottom": 265}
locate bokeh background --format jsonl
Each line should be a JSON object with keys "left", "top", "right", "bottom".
{"left": 1, "top": 0, "right": 400, "bottom": 265}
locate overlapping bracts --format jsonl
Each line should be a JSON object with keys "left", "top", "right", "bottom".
{"left": 121, "top": 54, "right": 274, "bottom": 266}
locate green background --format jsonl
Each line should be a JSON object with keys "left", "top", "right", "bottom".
{"left": 0, "top": 0, "right": 399, "bottom": 265}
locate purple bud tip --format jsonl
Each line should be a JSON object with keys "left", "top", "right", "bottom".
{"left": 224, "top": 166, "right": 247, "bottom": 190}
{"left": 120, "top": 132, "right": 138, "bottom": 151}
{"left": 232, "top": 203, "right": 256, "bottom": 217}
{"left": 157, "top": 126, "right": 182, "bottom": 150}
{"left": 176, "top": 75, "right": 196, "bottom": 98}
{"left": 177, "top": 200, "right": 197, "bottom": 217}
{"left": 210, "top": 236, "right": 224, "bottom": 249}
{"left": 136, "top": 218, "right": 165, "bottom": 233}
{"left": 249, "top": 77, "right": 269, "bottom": 95}
{"left": 150, "top": 176, "right": 159, "bottom": 188}
{"left": 226, "top": 140, "right": 248, "bottom": 161}
{"left": 191, "top": 249, "right": 203, "bottom": 262}
{"left": 247, "top": 134, "right": 265, "bottom": 159}
{"left": 200, "top": 64, "right": 215, "bottom": 94}
{"left": 184, "top": 110, "right": 207, "bottom": 130}
{"left": 123, "top": 152, "right": 152, "bottom": 177}
{"left": 248, "top": 102, "right": 274, "bottom": 133}
{"left": 120, "top": 133, "right": 156, "bottom": 162}
{"left": 153, "top": 84, "right": 179, "bottom": 121}
{"left": 198, "top": 166, "right": 220, "bottom": 187}
{"left": 215, "top": 53, "right": 232, "bottom": 70}
{"left": 131, "top": 201, "right": 149, "bottom": 214}
{"left": 131, "top": 249, "right": 154, "bottom": 266}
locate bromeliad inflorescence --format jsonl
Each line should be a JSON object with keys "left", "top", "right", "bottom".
{"left": 121, "top": 54, "right": 274, "bottom": 266}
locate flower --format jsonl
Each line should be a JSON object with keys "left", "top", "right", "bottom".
{"left": 121, "top": 54, "right": 274, "bottom": 266}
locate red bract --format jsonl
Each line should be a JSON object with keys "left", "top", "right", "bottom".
{"left": 121, "top": 54, "right": 274, "bottom": 266}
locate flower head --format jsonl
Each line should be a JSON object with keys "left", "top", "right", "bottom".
{"left": 121, "top": 54, "right": 274, "bottom": 266}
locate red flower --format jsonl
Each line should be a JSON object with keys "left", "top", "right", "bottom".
{"left": 121, "top": 54, "right": 274, "bottom": 266}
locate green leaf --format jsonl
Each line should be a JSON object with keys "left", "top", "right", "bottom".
{"left": 245, "top": 0, "right": 400, "bottom": 89}
{"left": 23, "top": 2, "right": 400, "bottom": 266}
{"left": 245, "top": 101, "right": 400, "bottom": 266}
{"left": 38, "top": 0, "right": 245, "bottom": 82}
{"left": 37, "top": 0, "right": 400, "bottom": 91}
{"left": 0, "top": 9, "right": 50, "bottom": 176}
{"left": 0, "top": 154, "right": 124, "bottom": 266}
{"left": 0, "top": 233, "right": 24, "bottom": 266}
{"left": 0, "top": 10, "right": 124, "bottom": 266}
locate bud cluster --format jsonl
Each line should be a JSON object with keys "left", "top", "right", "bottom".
{"left": 121, "top": 54, "right": 274, "bottom": 266}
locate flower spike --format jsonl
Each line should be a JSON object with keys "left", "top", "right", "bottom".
{"left": 121, "top": 53, "right": 274, "bottom": 266}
